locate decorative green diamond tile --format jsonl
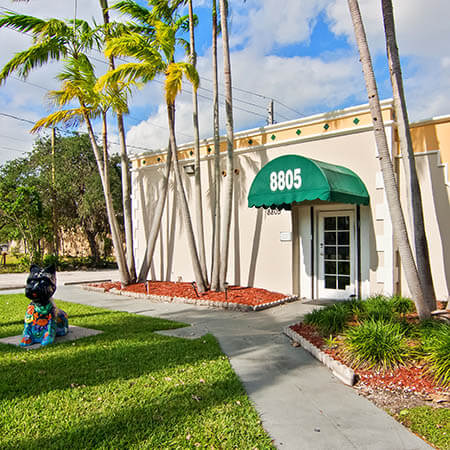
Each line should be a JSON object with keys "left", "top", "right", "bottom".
{"left": 248, "top": 139, "right": 253, "bottom": 145}
{"left": 207, "top": 147, "right": 212, "bottom": 153}
{"left": 142, "top": 160, "right": 146, "bottom": 165}
{"left": 323, "top": 123, "right": 330, "bottom": 130}
{"left": 353, "top": 117, "right": 360, "bottom": 125}
{"left": 271, "top": 134, "right": 276, "bottom": 141}
{"left": 296, "top": 129, "right": 301, "bottom": 136}
{"left": 190, "top": 150, "right": 194, "bottom": 156}
{"left": 157, "top": 157, "right": 161, "bottom": 162}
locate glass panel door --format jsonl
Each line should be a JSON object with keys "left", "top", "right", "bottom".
{"left": 318, "top": 211, "right": 355, "bottom": 299}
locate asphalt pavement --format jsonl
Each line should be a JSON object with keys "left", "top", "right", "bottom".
{"left": 0, "top": 270, "right": 430, "bottom": 450}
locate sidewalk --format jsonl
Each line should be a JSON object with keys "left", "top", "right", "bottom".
{"left": 1, "top": 275, "right": 429, "bottom": 449}
{"left": 0, "top": 269, "right": 119, "bottom": 290}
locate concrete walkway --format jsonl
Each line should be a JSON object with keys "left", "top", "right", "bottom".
{"left": 1, "top": 273, "right": 429, "bottom": 450}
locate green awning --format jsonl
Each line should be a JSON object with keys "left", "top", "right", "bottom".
{"left": 248, "top": 154, "right": 369, "bottom": 210}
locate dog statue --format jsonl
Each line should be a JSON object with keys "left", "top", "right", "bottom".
{"left": 20, "top": 264, "right": 69, "bottom": 347}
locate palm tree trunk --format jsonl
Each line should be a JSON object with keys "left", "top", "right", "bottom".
{"left": 188, "top": 0, "right": 208, "bottom": 286}
{"left": 381, "top": 0, "right": 436, "bottom": 311}
{"left": 84, "top": 109, "right": 130, "bottom": 285}
{"left": 116, "top": 112, "right": 136, "bottom": 281}
{"left": 210, "top": 0, "right": 221, "bottom": 291}
{"left": 347, "top": 0, "right": 430, "bottom": 319}
{"left": 167, "top": 101, "right": 206, "bottom": 292}
{"left": 99, "top": 0, "right": 136, "bottom": 283}
{"left": 137, "top": 141, "right": 173, "bottom": 282}
{"left": 218, "top": 0, "right": 234, "bottom": 291}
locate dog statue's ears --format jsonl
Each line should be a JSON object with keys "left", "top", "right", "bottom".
{"left": 29, "top": 264, "right": 41, "bottom": 274}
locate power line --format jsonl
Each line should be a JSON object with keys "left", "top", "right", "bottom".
{"left": 0, "top": 112, "right": 35, "bottom": 125}
{"left": 0, "top": 110, "right": 157, "bottom": 153}
{"left": 9, "top": 69, "right": 194, "bottom": 140}
{"left": 0, "top": 4, "right": 304, "bottom": 119}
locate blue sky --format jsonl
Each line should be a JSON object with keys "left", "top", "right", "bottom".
{"left": 0, "top": 0, "right": 449, "bottom": 164}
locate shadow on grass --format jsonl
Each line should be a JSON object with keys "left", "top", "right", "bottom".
{"left": 2, "top": 378, "right": 254, "bottom": 450}
{"left": 0, "top": 309, "right": 207, "bottom": 403}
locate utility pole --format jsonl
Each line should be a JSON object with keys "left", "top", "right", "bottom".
{"left": 51, "top": 128, "right": 58, "bottom": 256}
{"left": 267, "top": 99, "right": 274, "bottom": 125}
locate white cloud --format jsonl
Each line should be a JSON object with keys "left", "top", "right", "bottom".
{"left": 0, "top": 0, "right": 449, "bottom": 163}
{"left": 230, "top": 0, "right": 330, "bottom": 53}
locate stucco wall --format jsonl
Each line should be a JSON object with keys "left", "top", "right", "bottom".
{"left": 132, "top": 126, "right": 389, "bottom": 297}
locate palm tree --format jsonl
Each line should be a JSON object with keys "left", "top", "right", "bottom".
{"left": 210, "top": 0, "right": 221, "bottom": 291}
{"left": 347, "top": 0, "right": 430, "bottom": 319}
{"left": 99, "top": 8, "right": 206, "bottom": 291}
{"left": 99, "top": 0, "right": 137, "bottom": 283}
{"left": 218, "top": 0, "right": 234, "bottom": 291}
{"left": 381, "top": 0, "right": 436, "bottom": 311}
{"left": 0, "top": 12, "right": 136, "bottom": 284}
{"left": 187, "top": 0, "right": 208, "bottom": 285}
{"left": 30, "top": 55, "right": 131, "bottom": 285}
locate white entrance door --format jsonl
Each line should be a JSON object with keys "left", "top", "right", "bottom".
{"left": 318, "top": 211, "right": 356, "bottom": 299}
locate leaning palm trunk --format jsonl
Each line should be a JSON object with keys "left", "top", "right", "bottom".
{"left": 347, "top": 0, "right": 430, "bottom": 319}
{"left": 137, "top": 141, "right": 173, "bottom": 282}
{"left": 210, "top": 0, "right": 221, "bottom": 291}
{"left": 188, "top": 0, "right": 208, "bottom": 285}
{"left": 167, "top": 101, "right": 206, "bottom": 292}
{"left": 218, "top": 0, "right": 234, "bottom": 291}
{"left": 84, "top": 109, "right": 130, "bottom": 285}
{"left": 100, "top": 0, "right": 136, "bottom": 283}
{"left": 381, "top": 0, "right": 436, "bottom": 311}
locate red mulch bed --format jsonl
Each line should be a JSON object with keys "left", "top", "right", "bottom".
{"left": 289, "top": 322, "right": 449, "bottom": 402}
{"left": 93, "top": 281, "right": 287, "bottom": 307}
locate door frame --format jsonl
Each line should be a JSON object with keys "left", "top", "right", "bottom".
{"left": 315, "top": 206, "right": 358, "bottom": 300}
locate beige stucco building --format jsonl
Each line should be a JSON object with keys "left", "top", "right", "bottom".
{"left": 130, "top": 100, "right": 450, "bottom": 302}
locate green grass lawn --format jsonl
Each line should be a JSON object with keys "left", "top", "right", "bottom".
{"left": 0, "top": 294, "right": 274, "bottom": 449}
{"left": 397, "top": 407, "right": 450, "bottom": 450}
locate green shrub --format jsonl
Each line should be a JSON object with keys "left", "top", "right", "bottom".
{"left": 304, "top": 303, "right": 352, "bottom": 336}
{"left": 344, "top": 319, "right": 410, "bottom": 369}
{"left": 362, "top": 295, "right": 396, "bottom": 322}
{"left": 17, "top": 254, "right": 31, "bottom": 271}
{"left": 390, "top": 295, "right": 416, "bottom": 316}
{"left": 43, "top": 254, "right": 59, "bottom": 267}
{"left": 423, "top": 323, "right": 450, "bottom": 387}
{"left": 341, "top": 298, "right": 365, "bottom": 318}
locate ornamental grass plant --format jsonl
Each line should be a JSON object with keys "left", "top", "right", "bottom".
{"left": 422, "top": 323, "right": 450, "bottom": 387}
{"left": 303, "top": 302, "right": 352, "bottom": 336}
{"left": 343, "top": 319, "right": 411, "bottom": 369}
{"left": 358, "top": 295, "right": 396, "bottom": 322}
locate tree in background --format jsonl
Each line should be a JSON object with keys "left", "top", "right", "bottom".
{"left": 0, "top": 158, "right": 49, "bottom": 262}
{"left": 0, "top": 132, "right": 123, "bottom": 264}
{"left": 30, "top": 133, "right": 122, "bottom": 263}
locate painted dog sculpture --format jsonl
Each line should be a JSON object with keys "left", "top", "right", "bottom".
{"left": 20, "top": 264, "right": 69, "bottom": 347}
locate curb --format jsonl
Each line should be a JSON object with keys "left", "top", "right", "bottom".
{"left": 283, "top": 325, "right": 356, "bottom": 386}
{"left": 81, "top": 284, "right": 298, "bottom": 312}
{"left": 0, "top": 285, "right": 25, "bottom": 291}
{"left": 64, "top": 279, "right": 112, "bottom": 286}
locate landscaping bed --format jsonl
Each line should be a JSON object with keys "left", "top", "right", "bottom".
{"left": 287, "top": 296, "right": 450, "bottom": 449}
{"left": 88, "top": 281, "right": 297, "bottom": 311}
